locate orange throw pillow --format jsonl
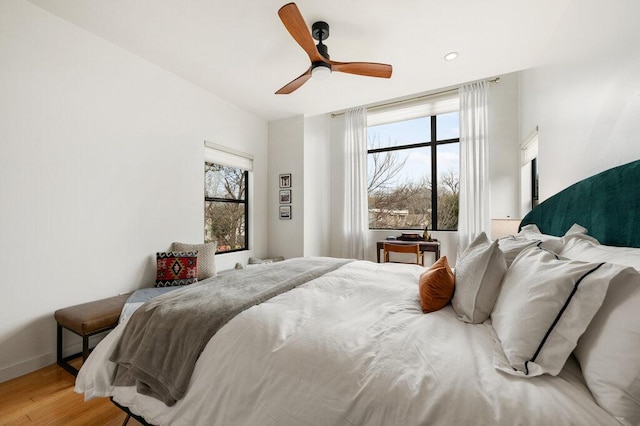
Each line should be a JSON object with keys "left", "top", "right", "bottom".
{"left": 419, "top": 256, "right": 455, "bottom": 313}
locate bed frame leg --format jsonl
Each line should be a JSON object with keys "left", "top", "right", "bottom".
{"left": 111, "top": 397, "right": 152, "bottom": 425}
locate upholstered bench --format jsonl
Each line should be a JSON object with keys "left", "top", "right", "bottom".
{"left": 54, "top": 293, "right": 130, "bottom": 376}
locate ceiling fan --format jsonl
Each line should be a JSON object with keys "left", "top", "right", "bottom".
{"left": 275, "top": 2, "right": 393, "bottom": 94}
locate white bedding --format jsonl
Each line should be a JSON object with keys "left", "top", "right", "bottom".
{"left": 76, "top": 260, "right": 618, "bottom": 425}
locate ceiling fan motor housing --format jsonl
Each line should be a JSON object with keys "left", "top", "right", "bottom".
{"left": 312, "top": 21, "right": 329, "bottom": 41}
{"left": 311, "top": 61, "right": 332, "bottom": 78}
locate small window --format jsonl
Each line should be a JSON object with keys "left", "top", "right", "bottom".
{"left": 203, "top": 141, "right": 253, "bottom": 254}
{"left": 204, "top": 163, "right": 248, "bottom": 253}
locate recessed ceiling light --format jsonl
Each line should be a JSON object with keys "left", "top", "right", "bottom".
{"left": 444, "top": 52, "right": 458, "bottom": 61}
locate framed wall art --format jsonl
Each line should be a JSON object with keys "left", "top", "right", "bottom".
{"left": 279, "top": 205, "right": 291, "bottom": 220}
{"left": 279, "top": 173, "right": 291, "bottom": 188}
{"left": 279, "top": 189, "right": 291, "bottom": 204}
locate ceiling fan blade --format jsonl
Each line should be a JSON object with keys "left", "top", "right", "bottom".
{"left": 329, "top": 61, "right": 393, "bottom": 78}
{"left": 278, "top": 3, "right": 324, "bottom": 62}
{"left": 275, "top": 68, "right": 312, "bottom": 94}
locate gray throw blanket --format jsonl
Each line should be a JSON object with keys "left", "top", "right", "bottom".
{"left": 110, "top": 257, "right": 351, "bottom": 406}
{"left": 119, "top": 286, "right": 180, "bottom": 323}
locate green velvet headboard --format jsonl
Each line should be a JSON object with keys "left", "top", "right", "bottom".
{"left": 520, "top": 159, "right": 640, "bottom": 248}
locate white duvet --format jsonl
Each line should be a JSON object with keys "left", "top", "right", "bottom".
{"left": 76, "top": 260, "right": 618, "bottom": 425}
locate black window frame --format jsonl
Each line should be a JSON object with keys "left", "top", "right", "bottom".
{"left": 531, "top": 157, "right": 539, "bottom": 209}
{"left": 204, "top": 162, "right": 249, "bottom": 254}
{"left": 367, "top": 114, "right": 460, "bottom": 231}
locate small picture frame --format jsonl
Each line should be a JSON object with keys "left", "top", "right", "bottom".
{"left": 279, "top": 189, "right": 291, "bottom": 204}
{"left": 279, "top": 205, "right": 291, "bottom": 220}
{"left": 279, "top": 173, "right": 291, "bottom": 188}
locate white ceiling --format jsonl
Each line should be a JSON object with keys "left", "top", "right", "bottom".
{"left": 27, "top": 0, "right": 621, "bottom": 122}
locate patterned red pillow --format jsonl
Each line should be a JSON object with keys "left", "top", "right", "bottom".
{"left": 155, "top": 251, "right": 198, "bottom": 287}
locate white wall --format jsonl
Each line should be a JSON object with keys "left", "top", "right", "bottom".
{"left": 519, "top": 0, "right": 640, "bottom": 199}
{"left": 267, "top": 114, "right": 332, "bottom": 259}
{"left": 489, "top": 73, "right": 521, "bottom": 219}
{"left": 303, "top": 114, "right": 332, "bottom": 257}
{"left": 268, "top": 116, "right": 304, "bottom": 259}
{"left": 328, "top": 116, "right": 346, "bottom": 258}
{"left": 0, "top": 0, "right": 268, "bottom": 382}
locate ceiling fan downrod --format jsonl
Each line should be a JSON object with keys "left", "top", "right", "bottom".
{"left": 312, "top": 21, "right": 330, "bottom": 60}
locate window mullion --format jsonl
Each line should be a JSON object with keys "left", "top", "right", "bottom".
{"left": 244, "top": 170, "right": 249, "bottom": 251}
{"left": 367, "top": 141, "right": 430, "bottom": 155}
{"left": 205, "top": 198, "right": 245, "bottom": 204}
{"left": 430, "top": 115, "right": 438, "bottom": 230}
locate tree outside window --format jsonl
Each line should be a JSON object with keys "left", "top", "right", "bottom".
{"left": 204, "top": 163, "right": 248, "bottom": 253}
{"left": 367, "top": 112, "right": 459, "bottom": 231}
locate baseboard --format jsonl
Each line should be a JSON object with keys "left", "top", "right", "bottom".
{"left": 0, "top": 332, "right": 108, "bottom": 383}
{"left": 0, "top": 352, "right": 55, "bottom": 383}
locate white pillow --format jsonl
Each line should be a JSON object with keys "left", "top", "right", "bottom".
{"left": 516, "top": 224, "right": 563, "bottom": 253}
{"left": 518, "top": 223, "right": 558, "bottom": 240}
{"left": 490, "top": 246, "right": 631, "bottom": 377}
{"left": 171, "top": 241, "right": 217, "bottom": 280}
{"left": 560, "top": 235, "right": 640, "bottom": 425}
{"left": 519, "top": 223, "right": 588, "bottom": 240}
{"left": 565, "top": 223, "right": 588, "bottom": 235}
{"left": 497, "top": 236, "right": 540, "bottom": 268}
{"left": 561, "top": 234, "right": 640, "bottom": 270}
{"left": 517, "top": 223, "right": 596, "bottom": 253}
{"left": 452, "top": 232, "right": 507, "bottom": 323}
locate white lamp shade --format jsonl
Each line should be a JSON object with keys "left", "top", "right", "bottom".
{"left": 491, "top": 218, "right": 521, "bottom": 240}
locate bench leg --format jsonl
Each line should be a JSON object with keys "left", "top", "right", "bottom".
{"left": 57, "top": 323, "right": 80, "bottom": 377}
{"left": 57, "top": 324, "right": 63, "bottom": 364}
{"left": 57, "top": 323, "right": 117, "bottom": 377}
{"left": 83, "top": 335, "right": 90, "bottom": 361}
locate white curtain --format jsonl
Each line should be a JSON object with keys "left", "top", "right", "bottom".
{"left": 458, "top": 81, "right": 490, "bottom": 254}
{"left": 342, "top": 107, "right": 369, "bottom": 259}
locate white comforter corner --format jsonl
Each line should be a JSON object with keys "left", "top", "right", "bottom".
{"left": 76, "top": 260, "right": 618, "bottom": 426}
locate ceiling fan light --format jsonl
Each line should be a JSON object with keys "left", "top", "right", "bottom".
{"left": 311, "top": 63, "right": 331, "bottom": 80}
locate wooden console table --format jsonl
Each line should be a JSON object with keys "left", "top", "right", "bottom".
{"left": 376, "top": 240, "right": 441, "bottom": 264}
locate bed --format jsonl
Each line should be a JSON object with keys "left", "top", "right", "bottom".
{"left": 76, "top": 159, "right": 640, "bottom": 425}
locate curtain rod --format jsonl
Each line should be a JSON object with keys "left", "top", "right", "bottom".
{"left": 330, "top": 77, "right": 500, "bottom": 118}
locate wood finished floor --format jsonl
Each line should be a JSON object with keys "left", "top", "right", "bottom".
{"left": 0, "top": 360, "right": 143, "bottom": 426}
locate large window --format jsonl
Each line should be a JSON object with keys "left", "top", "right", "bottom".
{"left": 367, "top": 109, "right": 460, "bottom": 231}
{"left": 204, "top": 163, "right": 248, "bottom": 253}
